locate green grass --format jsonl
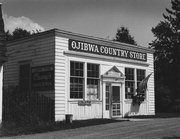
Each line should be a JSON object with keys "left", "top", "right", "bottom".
{"left": 126, "top": 113, "right": 180, "bottom": 119}
{"left": 1, "top": 113, "right": 180, "bottom": 137}
{"left": 0, "top": 119, "right": 122, "bottom": 137}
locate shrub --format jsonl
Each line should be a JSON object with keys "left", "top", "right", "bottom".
{"left": 3, "top": 86, "right": 54, "bottom": 126}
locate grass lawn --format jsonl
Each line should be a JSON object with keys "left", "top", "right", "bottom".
{"left": 0, "top": 113, "right": 180, "bottom": 138}
{"left": 0, "top": 119, "right": 122, "bottom": 137}
{"left": 126, "top": 113, "right": 180, "bottom": 119}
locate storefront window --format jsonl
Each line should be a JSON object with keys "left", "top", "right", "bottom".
{"left": 137, "top": 69, "right": 146, "bottom": 97}
{"left": 125, "top": 68, "right": 135, "bottom": 99}
{"left": 70, "top": 61, "right": 84, "bottom": 99}
{"left": 125, "top": 68, "right": 146, "bottom": 99}
{"left": 87, "top": 63, "right": 99, "bottom": 100}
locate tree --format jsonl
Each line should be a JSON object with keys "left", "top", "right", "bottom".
{"left": 150, "top": 0, "right": 180, "bottom": 112}
{"left": 114, "top": 26, "right": 137, "bottom": 45}
{"left": 5, "top": 28, "right": 41, "bottom": 41}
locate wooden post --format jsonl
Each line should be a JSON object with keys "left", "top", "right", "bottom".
{"left": 0, "top": 66, "right": 3, "bottom": 124}
{"left": 0, "top": 3, "right": 6, "bottom": 125}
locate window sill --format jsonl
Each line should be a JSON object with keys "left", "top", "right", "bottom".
{"left": 68, "top": 99, "right": 83, "bottom": 102}
{"left": 124, "top": 99, "right": 147, "bottom": 103}
{"left": 124, "top": 99, "right": 133, "bottom": 103}
{"left": 68, "top": 99, "right": 102, "bottom": 103}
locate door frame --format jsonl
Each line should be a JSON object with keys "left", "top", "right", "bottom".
{"left": 110, "top": 83, "right": 122, "bottom": 118}
{"left": 103, "top": 82, "right": 123, "bottom": 119}
{"left": 19, "top": 60, "right": 32, "bottom": 93}
{"left": 101, "top": 66, "right": 125, "bottom": 119}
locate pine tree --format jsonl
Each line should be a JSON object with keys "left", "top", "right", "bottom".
{"left": 114, "top": 26, "right": 137, "bottom": 45}
{"left": 5, "top": 28, "right": 41, "bottom": 41}
{"left": 150, "top": 0, "right": 180, "bottom": 111}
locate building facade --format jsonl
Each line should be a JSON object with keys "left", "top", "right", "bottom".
{"left": 4, "top": 29, "right": 155, "bottom": 121}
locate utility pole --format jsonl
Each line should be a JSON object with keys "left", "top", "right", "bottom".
{"left": 0, "top": 3, "right": 6, "bottom": 125}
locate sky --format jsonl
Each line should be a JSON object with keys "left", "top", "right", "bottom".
{"left": 1, "top": 0, "right": 171, "bottom": 47}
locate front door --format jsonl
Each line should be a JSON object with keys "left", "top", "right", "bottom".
{"left": 111, "top": 85, "right": 121, "bottom": 117}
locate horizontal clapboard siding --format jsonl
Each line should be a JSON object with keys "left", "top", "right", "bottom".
{"left": 147, "top": 53, "right": 155, "bottom": 115}
{"left": 123, "top": 101, "right": 148, "bottom": 116}
{"left": 68, "top": 102, "right": 102, "bottom": 120}
{"left": 4, "top": 35, "right": 55, "bottom": 98}
{"left": 55, "top": 37, "right": 68, "bottom": 121}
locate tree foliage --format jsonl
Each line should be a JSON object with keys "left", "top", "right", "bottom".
{"left": 114, "top": 26, "right": 137, "bottom": 45}
{"left": 150, "top": 0, "right": 180, "bottom": 112}
{"left": 5, "top": 28, "right": 41, "bottom": 41}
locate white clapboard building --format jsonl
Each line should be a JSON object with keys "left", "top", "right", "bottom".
{"left": 4, "top": 29, "right": 155, "bottom": 121}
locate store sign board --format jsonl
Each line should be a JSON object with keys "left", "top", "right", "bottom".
{"left": 69, "top": 39, "right": 147, "bottom": 61}
{"left": 31, "top": 64, "right": 54, "bottom": 91}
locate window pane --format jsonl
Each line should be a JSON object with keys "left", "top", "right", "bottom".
{"left": 125, "top": 68, "right": 135, "bottom": 99}
{"left": 125, "top": 68, "right": 134, "bottom": 80}
{"left": 70, "top": 61, "right": 84, "bottom": 99}
{"left": 87, "top": 63, "right": 99, "bottom": 78}
{"left": 137, "top": 69, "right": 146, "bottom": 97}
{"left": 70, "top": 61, "right": 83, "bottom": 77}
{"left": 137, "top": 69, "right": 145, "bottom": 81}
{"left": 87, "top": 63, "right": 100, "bottom": 100}
{"left": 87, "top": 79, "right": 99, "bottom": 100}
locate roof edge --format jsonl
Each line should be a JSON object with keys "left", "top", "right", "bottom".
{"left": 6, "top": 28, "right": 155, "bottom": 53}
{"left": 54, "top": 29, "right": 154, "bottom": 53}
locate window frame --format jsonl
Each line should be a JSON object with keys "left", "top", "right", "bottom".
{"left": 125, "top": 68, "right": 135, "bottom": 99}
{"left": 87, "top": 63, "right": 100, "bottom": 100}
{"left": 69, "top": 61, "right": 100, "bottom": 101}
{"left": 70, "top": 61, "right": 84, "bottom": 99}
{"left": 125, "top": 67, "right": 146, "bottom": 99}
{"left": 136, "top": 69, "right": 146, "bottom": 97}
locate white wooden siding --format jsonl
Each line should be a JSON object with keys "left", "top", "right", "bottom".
{"left": 147, "top": 53, "right": 155, "bottom": 115}
{"left": 65, "top": 51, "right": 154, "bottom": 118}
{"left": 68, "top": 101, "right": 102, "bottom": 120}
{"left": 54, "top": 37, "right": 68, "bottom": 121}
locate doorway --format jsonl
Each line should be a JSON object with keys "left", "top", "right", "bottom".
{"left": 102, "top": 66, "right": 125, "bottom": 118}
{"left": 111, "top": 85, "right": 121, "bottom": 117}
{"left": 105, "top": 83, "right": 121, "bottom": 118}
{"left": 19, "top": 63, "right": 31, "bottom": 92}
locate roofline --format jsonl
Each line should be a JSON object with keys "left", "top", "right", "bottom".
{"left": 54, "top": 28, "right": 154, "bottom": 53}
{"left": 6, "top": 28, "right": 155, "bottom": 53}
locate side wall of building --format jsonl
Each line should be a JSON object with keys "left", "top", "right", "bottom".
{"left": 4, "top": 34, "right": 55, "bottom": 98}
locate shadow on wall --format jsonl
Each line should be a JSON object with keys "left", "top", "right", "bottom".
{"left": 130, "top": 103, "right": 140, "bottom": 115}
{"left": 125, "top": 104, "right": 140, "bottom": 117}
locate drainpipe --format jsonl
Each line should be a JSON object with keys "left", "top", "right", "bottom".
{"left": 0, "top": 3, "right": 6, "bottom": 125}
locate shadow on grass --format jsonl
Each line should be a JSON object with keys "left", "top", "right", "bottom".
{"left": 0, "top": 119, "right": 124, "bottom": 137}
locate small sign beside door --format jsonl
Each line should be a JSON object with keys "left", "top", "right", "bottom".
{"left": 78, "top": 101, "right": 91, "bottom": 106}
